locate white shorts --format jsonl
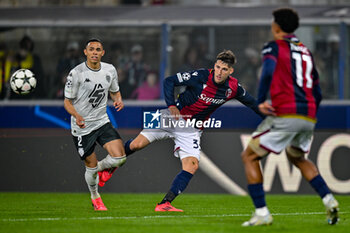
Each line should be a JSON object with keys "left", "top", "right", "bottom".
{"left": 141, "top": 109, "right": 202, "bottom": 161}
{"left": 250, "top": 116, "right": 315, "bottom": 155}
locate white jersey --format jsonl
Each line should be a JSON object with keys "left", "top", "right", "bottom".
{"left": 64, "top": 62, "right": 119, "bottom": 136}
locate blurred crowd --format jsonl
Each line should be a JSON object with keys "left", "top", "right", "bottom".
{"left": 0, "top": 29, "right": 340, "bottom": 100}
{"left": 0, "top": 36, "right": 161, "bottom": 100}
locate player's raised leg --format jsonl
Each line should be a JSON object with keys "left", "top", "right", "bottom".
{"left": 124, "top": 133, "right": 151, "bottom": 156}
{"left": 286, "top": 147, "right": 339, "bottom": 225}
{"left": 85, "top": 152, "right": 107, "bottom": 211}
{"left": 98, "top": 138, "right": 126, "bottom": 187}
{"left": 155, "top": 156, "right": 198, "bottom": 212}
{"left": 241, "top": 145, "right": 273, "bottom": 226}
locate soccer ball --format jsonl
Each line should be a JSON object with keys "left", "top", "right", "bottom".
{"left": 10, "top": 69, "right": 37, "bottom": 95}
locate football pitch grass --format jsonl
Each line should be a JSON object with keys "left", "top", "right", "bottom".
{"left": 0, "top": 193, "right": 348, "bottom": 233}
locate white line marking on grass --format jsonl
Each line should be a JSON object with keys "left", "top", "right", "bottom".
{"left": 2, "top": 211, "right": 348, "bottom": 222}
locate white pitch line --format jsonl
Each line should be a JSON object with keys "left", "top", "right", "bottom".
{"left": 1, "top": 211, "right": 348, "bottom": 222}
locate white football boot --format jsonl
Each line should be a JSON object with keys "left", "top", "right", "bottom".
{"left": 242, "top": 212, "right": 273, "bottom": 226}
{"left": 323, "top": 194, "right": 339, "bottom": 225}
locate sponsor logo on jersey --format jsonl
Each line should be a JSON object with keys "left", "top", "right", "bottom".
{"left": 106, "top": 75, "right": 111, "bottom": 83}
{"left": 78, "top": 148, "right": 85, "bottom": 157}
{"left": 182, "top": 72, "right": 191, "bottom": 81}
{"left": 177, "top": 72, "right": 191, "bottom": 83}
{"left": 199, "top": 93, "right": 225, "bottom": 104}
{"left": 65, "top": 73, "right": 73, "bottom": 88}
{"left": 65, "top": 80, "right": 72, "bottom": 89}
{"left": 262, "top": 47, "right": 272, "bottom": 55}
{"left": 238, "top": 84, "right": 246, "bottom": 96}
{"left": 225, "top": 88, "right": 232, "bottom": 98}
{"left": 88, "top": 83, "right": 105, "bottom": 108}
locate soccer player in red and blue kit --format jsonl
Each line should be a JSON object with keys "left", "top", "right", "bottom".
{"left": 115, "top": 50, "right": 263, "bottom": 211}
{"left": 241, "top": 8, "right": 339, "bottom": 226}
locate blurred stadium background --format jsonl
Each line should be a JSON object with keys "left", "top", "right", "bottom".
{"left": 0, "top": 0, "right": 349, "bottom": 196}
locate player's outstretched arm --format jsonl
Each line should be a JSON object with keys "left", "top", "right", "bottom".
{"left": 164, "top": 71, "right": 200, "bottom": 120}
{"left": 163, "top": 71, "right": 200, "bottom": 107}
{"left": 235, "top": 85, "right": 267, "bottom": 118}
{"left": 63, "top": 98, "right": 86, "bottom": 128}
{"left": 110, "top": 91, "right": 124, "bottom": 112}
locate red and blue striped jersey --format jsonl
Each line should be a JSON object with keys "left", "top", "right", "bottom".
{"left": 164, "top": 68, "right": 262, "bottom": 121}
{"left": 258, "top": 35, "right": 322, "bottom": 119}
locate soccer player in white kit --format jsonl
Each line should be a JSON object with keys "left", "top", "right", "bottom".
{"left": 64, "top": 38, "right": 126, "bottom": 211}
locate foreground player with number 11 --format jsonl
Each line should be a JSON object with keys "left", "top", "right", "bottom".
{"left": 241, "top": 8, "right": 339, "bottom": 226}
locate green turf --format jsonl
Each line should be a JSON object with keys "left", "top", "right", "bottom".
{"left": 0, "top": 193, "right": 348, "bottom": 233}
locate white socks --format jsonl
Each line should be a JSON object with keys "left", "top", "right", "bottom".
{"left": 97, "top": 154, "right": 126, "bottom": 172}
{"left": 322, "top": 193, "right": 337, "bottom": 208}
{"left": 253, "top": 195, "right": 337, "bottom": 217}
{"left": 85, "top": 155, "right": 126, "bottom": 199}
{"left": 255, "top": 206, "right": 270, "bottom": 216}
{"left": 322, "top": 193, "right": 333, "bottom": 204}
{"left": 85, "top": 166, "right": 100, "bottom": 200}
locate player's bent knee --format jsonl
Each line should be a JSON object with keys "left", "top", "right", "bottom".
{"left": 286, "top": 146, "right": 304, "bottom": 158}
{"left": 131, "top": 141, "right": 144, "bottom": 150}
{"left": 104, "top": 140, "right": 125, "bottom": 157}
{"left": 182, "top": 157, "right": 199, "bottom": 174}
{"left": 131, "top": 137, "right": 150, "bottom": 151}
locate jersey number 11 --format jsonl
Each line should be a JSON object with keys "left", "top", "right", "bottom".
{"left": 292, "top": 52, "right": 313, "bottom": 89}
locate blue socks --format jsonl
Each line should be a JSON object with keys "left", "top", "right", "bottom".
{"left": 247, "top": 176, "right": 330, "bottom": 210}
{"left": 170, "top": 170, "right": 193, "bottom": 195}
{"left": 248, "top": 183, "right": 266, "bottom": 208}
{"left": 160, "top": 170, "right": 193, "bottom": 204}
{"left": 124, "top": 139, "right": 135, "bottom": 157}
{"left": 310, "top": 175, "right": 331, "bottom": 198}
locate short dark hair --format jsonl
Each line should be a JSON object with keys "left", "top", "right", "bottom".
{"left": 85, "top": 38, "right": 103, "bottom": 48}
{"left": 273, "top": 8, "right": 299, "bottom": 33}
{"left": 20, "top": 35, "right": 34, "bottom": 51}
{"left": 216, "top": 50, "right": 236, "bottom": 67}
